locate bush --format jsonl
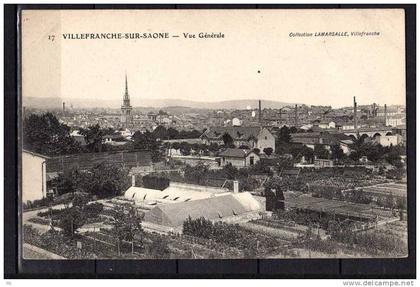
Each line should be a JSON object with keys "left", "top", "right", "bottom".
{"left": 146, "top": 236, "right": 171, "bottom": 259}
{"left": 58, "top": 207, "right": 87, "bottom": 237}
{"left": 25, "top": 197, "right": 53, "bottom": 210}
{"left": 183, "top": 217, "right": 284, "bottom": 255}
{"left": 142, "top": 174, "right": 170, "bottom": 190}
{"left": 37, "top": 208, "right": 64, "bottom": 219}
{"left": 83, "top": 202, "right": 104, "bottom": 219}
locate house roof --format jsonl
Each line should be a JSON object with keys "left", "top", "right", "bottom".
{"left": 22, "top": 149, "right": 51, "bottom": 159}
{"left": 218, "top": 148, "right": 256, "bottom": 158}
{"left": 201, "top": 126, "right": 263, "bottom": 141}
{"left": 290, "top": 132, "right": 353, "bottom": 146}
{"left": 124, "top": 183, "right": 229, "bottom": 205}
{"left": 143, "top": 192, "right": 262, "bottom": 227}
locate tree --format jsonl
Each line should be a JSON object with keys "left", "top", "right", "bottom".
{"left": 80, "top": 124, "right": 105, "bottom": 153}
{"left": 222, "top": 132, "right": 234, "bottom": 147}
{"left": 110, "top": 204, "right": 143, "bottom": 256}
{"left": 152, "top": 125, "right": 168, "bottom": 140}
{"left": 23, "top": 113, "right": 82, "bottom": 156}
{"left": 184, "top": 163, "right": 209, "bottom": 185}
{"left": 208, "top": 142, "right": 220, "bottom": 153}
{"left": 167, "top": 127, "right": 179, "bottom": 139}
{"left": 132, "top": 130, "right": 163, "bottom": 162}
{"left": 222, "top": 163, "right": 238, "bottom": 180}
{"left": 179, "top": 142, "right": 192, "bottom": 156}
{"left": 314, "top": 144, "right": 330, "bottom": 159}
{"left": 89, "top": 162, "right": 130, "bottom": 198}
{"left": 278, "top": 126, "right": 292, "bottom": 143}
{"left": 262, "top": 147, "right": 273, "bottom": 157}
{"left": 264, "top": 176, "right": 285, "bottom": 211}
{"left": 147, "top": 236, "right": 171, "bottom": 259}
{"left": 58, "top": 195, "right": 89, "bottom": 237}
{"left": 58, "top": 207, "right": 86, "bottom": 237}
{"left": 331, "top": 144, "right": 345, "bottom": 161}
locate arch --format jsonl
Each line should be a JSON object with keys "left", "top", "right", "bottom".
{"left": 386, "top": 132, "right": 393, "bottom": 136}
{"left": 359, "top": 133, "right": 369, "bottom": 140}
{"left": 348, "top": 134, "right": 357, "bottom": 141}
{"left": 373, "top": 133, "right": 381, "bottom": 138}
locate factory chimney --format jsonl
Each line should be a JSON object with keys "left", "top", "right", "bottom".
{"left": 353, "top": 96, "right": 358, "bottom": 130}
{"left": 62, "top": 102, "right": 66, "bottom": 114}
{"left": 295, "top": 104, "right": 298, "bottom": 127}
{"left": 131, "top": 175, "right": 136, "bottom": 187}
{"left": 384, "top": 104, "right": 388, "bottom": 126}
{"left": 233, "top": 180, "right": 239, "bottom": 193}
{"left": 258, "top": 100, "right": 262, "bottom": 125}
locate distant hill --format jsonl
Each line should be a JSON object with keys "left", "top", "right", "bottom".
{"left": 140, "top": 99, "right": 297, "bottom": 110}
{"left": 23, "top": 97, "right": 298, "bottom": 110}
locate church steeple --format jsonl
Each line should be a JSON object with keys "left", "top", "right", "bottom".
{"left": 121, "top": 73, "right": 133, "bottom": 128}
{"left": 123, "top": 73, "right": 131, "bottom": 106}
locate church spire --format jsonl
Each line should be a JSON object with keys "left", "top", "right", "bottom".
{"left": 123, "top": 73, "right": 131, "bottom": 107}
{"left": 121, "top": 72, "right": 133, "bottom": 128}
{"left": 124, "top": 73, "right": 129, "bottom": 101}
{"left": 125, "top": 74, "right": 128, "bottom": 96}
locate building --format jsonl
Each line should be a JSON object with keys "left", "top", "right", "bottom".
{"left": 218, "top": 148, "right": 260, "bottom": 168}
{"left": 143, "top": 193, "right": 261, "bottom": 233}
{"left": 124, "top": 183, "right": 262, "bottom": 233}
{"left": 374, "top": 134, "right": 403, "bottom": 147}
{"left": 22, "top": 150, "right": 49, "bottom": 203}
{"left": 70, "top": 130, "right": 87, "bottom": 146}
{"left": 200, "top": 126, "right": 275, "bottom": 152}
{"left": 314, "top": 158, "right": 334, "bottom": 168}
{"left": 386, "top": 115, "right": 406, "bottom": 127}
{"left": 120, "top": 74, "right": 133, "bottom": 128}
{"left": 169, "top": 155, "right": 221, "bottom": 169}
{"left": 290, "top": 132, "right": 354, "bottom": 155}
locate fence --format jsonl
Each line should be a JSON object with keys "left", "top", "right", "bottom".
{"left": 46, "top": 151, "right": 152, "bottom": 172}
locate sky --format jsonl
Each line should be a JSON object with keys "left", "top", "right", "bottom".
{"left": 22, "top": 9, "right": 406, "bottom": 108}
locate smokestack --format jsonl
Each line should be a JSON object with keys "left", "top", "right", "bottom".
{"left": 62, "top": 102, "right": 66, "bottom": 114}
{"left": 295, "top": 104, "right": 298, "bottom": 127}
{"left": 384, "top": 104, "right": 387, "bottom": 126}
{"left": 131, "top": 175, "right": 136, "bottom": 187}
{"left": 258, "top": 100, "right": 262, "bottom": 124}
{"left": 233, "top": 180, "right": 239, "bottom": 193}
{"left": 353, "top": 97, "right": 358, "bottom": 130}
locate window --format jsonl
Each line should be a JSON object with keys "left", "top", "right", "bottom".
{"left": 250, "top": 156, "right": 254, "bottom": 165}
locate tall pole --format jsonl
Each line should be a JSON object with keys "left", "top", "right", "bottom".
{"left": 384, "top": 104, "right": 388, "bottom": 126}
{"left": 353, "top": 96, "right": 358, "bottom": 130}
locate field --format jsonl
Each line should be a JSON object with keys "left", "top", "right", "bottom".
{"left": 359, "top": 183, "right": 407, "bottom": 198}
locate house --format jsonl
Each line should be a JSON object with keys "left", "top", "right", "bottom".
{"left": 200, "top": 126, "right": 275, "bottom": 152}
{"left": 386, "top": 115, "right": 406, "bottom": 127}
{"left": 314, "top": 158, "right": 334, "bottom": 168}
{"left": 374, "top": 134, "right": 403, "bottom": 147}
{"left": 218, "top": 148, "right": 260, "bottom": 168}
{"left": 70, "top": 130, "right": 87, "bottom": 146}
{"left": 315, "top": 120, "right": 336, "bottom": 129}
{"left": 290, "top": 132, "right": 354, "bottom": 155}
{"left": 22, "top": 150, "right": 49, "bottom": 203}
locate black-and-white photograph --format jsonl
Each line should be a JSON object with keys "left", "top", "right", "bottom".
{"left": 19, "top": 9, "right": 408, "bottom": 260}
